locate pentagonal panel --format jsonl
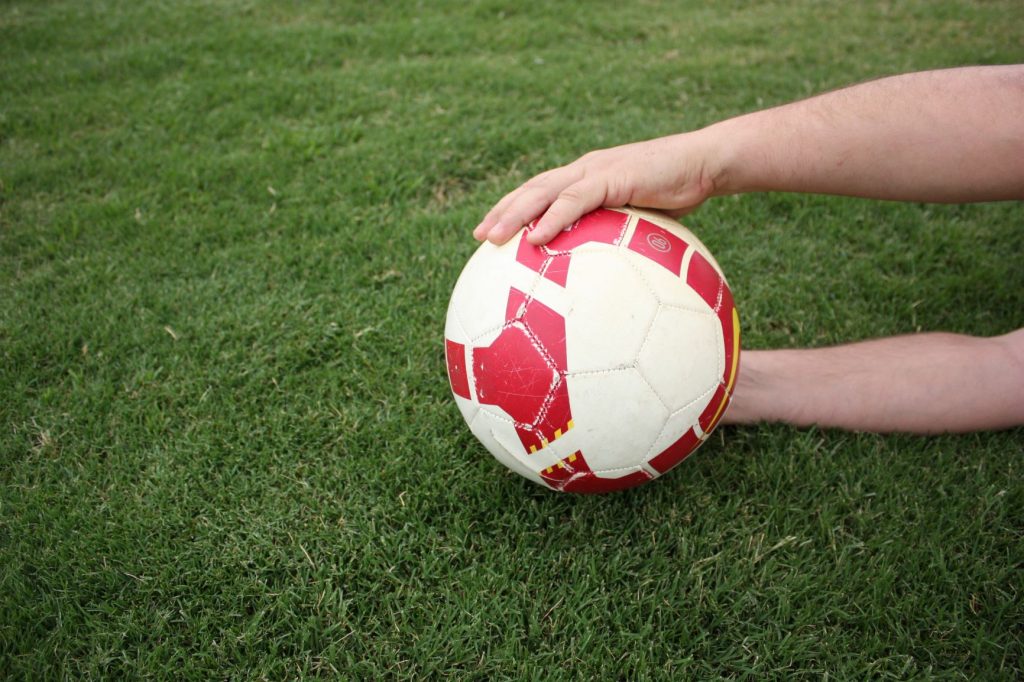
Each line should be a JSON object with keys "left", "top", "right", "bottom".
{"left": 637, "top": 306, "right": 722, "bottom": 412}
{"left": 564, "top": 368, "right": 668, "bottom": 473}
{"left": 563, "top": 248, "right": 659, "bottom": 374}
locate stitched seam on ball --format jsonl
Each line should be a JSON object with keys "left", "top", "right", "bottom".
{"left": 632, "top": 304, "right": 662, "bottom": 362}
{"left": 518, "top": 319, "right": 559, "bottom": 375}
{"left": 477, "top": 403, "right": 537, "bottom": 436}
{"left": 615, "top": 247, "right": 663, "bottom": 303}
{"left": 466, "top": 270, "right": 545, "bottom": 345}
{"left": 518, "top": 321, "right": 564, "bottom": 432}
{"left": 469, "top": 405, "right": 490, "bottom": 430}
{"left": 634, "top": 366, "right": 670, "bottom": 413}
{"left": 641, "top": 417, "right": 674, "bottom": 465}
{"left": 566, "top": 365, "right": 633, "bottom": 378}
{"left": 635, "top": 437, "right": 710, "bottom": 476}
{"left": 591, "top": 464, "right": 647, "bottom": 475}
{"left": 668, "top": 381, "right": 719, "bottom": 419}
{"left": 475, "top": 365, "right": 559, "bottom": 447}
{"left": 713, "top": 277, "right": 725, "bottom": 313}
{"left": 479, "top": 409, "right": 551, "bottom": 467}
{"left": 657, "top": 302, "right": 717, "bottom": 316}
{"left": 461, "top": 401, "right": 482, "bottom": 427}
{"left": 639, "top": 380, "right": 719, "bottom": 464}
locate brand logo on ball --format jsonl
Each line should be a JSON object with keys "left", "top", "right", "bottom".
{"left": 646, "top": 232, "right": 671, "bottom": 253}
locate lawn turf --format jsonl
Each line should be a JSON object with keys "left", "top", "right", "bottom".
{"left": 2, "top": 0, "right": 1023, "bottom": 678}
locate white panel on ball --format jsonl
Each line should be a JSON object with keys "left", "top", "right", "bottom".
{"left": 564, "top": 249, "right": 659, "bottom": 374}
{"left": 564, "top": 368, "right": 668, "bottom": 472}
{"left": 449, "top": 237, "right": 536, "bottom": 344}
{"left": 637, "top": 306, "right": 723, "bottom": 412}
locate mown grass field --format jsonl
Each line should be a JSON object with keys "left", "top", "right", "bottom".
{"left": 2, "top": 0, "right": 1022, "bottom": 678}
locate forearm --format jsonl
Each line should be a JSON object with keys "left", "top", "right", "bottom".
{"left": 724, "top": 330, "right": 1024, "bottom": 434}
{"left": 705, "top": 66, "right": 1024, "bottom": 203}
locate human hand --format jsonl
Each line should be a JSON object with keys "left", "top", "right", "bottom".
{"left": 473, "top": 131, "right": 724, "bottom": 246}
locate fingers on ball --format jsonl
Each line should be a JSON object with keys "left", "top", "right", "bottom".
{"left": 528, "top": 180, "right": 607, "bottom": 245}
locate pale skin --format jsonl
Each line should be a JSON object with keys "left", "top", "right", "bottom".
{"left": 474, "top": 66, "right": 1024, "bottom": 434}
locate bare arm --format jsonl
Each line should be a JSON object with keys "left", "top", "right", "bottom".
{"left": 723, "top": 330, "right": 1024, "bottom": 433}
{"left": 475, "top": 65, "right": 1024, "bottom": 245}
{"left": 714, "top": 66, "right": 1024, "bottom": 203}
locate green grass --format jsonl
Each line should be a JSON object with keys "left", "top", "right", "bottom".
{"left": 2, "top": 0, "right": 1022, "bottom": 678}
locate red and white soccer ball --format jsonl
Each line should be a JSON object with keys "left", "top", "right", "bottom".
{"left": 444, "top": 208, "right": 740, "bottom": 493}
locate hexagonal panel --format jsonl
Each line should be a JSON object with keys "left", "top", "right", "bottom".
{"left": 637, "top": 305, "right": 722, "bottom": 412}
{"left": 563, "top": 249, "right": 659, "bottom": 374}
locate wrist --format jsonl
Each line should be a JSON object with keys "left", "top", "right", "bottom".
{"left": 721, "top": 350, "right": 775, "bottom": 425}
{"left": 697, "top": 114, "right": 758, "bottom": 197}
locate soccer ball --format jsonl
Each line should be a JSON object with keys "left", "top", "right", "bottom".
{"left": 444, "top": 207, "right": 740, "bottom": 493}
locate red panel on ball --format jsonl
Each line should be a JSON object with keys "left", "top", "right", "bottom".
{"left": 543, "top": 208, "right": 629, "bottom": 254}
{"left": 520, "top": 295, "right": 567, "bottom": 371}
{"left": 473, "top": 325, "right": 554, "bottom": 427}
{"left": 515, "top": 234, "right": 548, "bottom": 277}
{"left": 445, "top": 339, "right": 471, "bottom": 399}
{"left": 686, "top": 250, "right": 724, "bottom": 312}
{"left": 564, "top": 469, "right": 652, "bottom": 494}
{"left": 515, "top": 208, "right": 629, "bottom": 287}
{"left": 627, "top": 218, "right": 688, "bottom": 276}
{"left": 648, "top": 427, "right": 702, "bottom": 474}
{"left": 472, "top": 288, "right": 573, "bottom": 454}
{"left": 698, "top": 383, "right": 729, "bottom": 434}
{"left": 539, "top": 450, "right": 652, "bottom": 494}
{"left": 685, "top": 249, "right": 741, "bottom": 436}
{"left": 540, "top": 254, "right": 571, "bottom": 287}
{"left": 504, "top": 286, "right": 528, "bottom": 320}
{"left": 717, "top": 285, "right": 737, "bottom": 387}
